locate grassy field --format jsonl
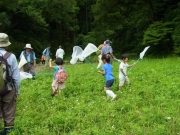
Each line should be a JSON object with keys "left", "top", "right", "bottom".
{"left": 11, "top": 57, "right": 180, "bottom": 135}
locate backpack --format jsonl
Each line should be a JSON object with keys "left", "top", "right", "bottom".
{"left": 96, "top": 44, "right": 105, "bottom": 55}
{"left": 40, "top": 55, "right": 45, "bottom": 62}
{"left": 0, "top": 52, "right": 12, "bottom": 96}
{"left": 55, "top": 66, "right": 67, "bottom": 83}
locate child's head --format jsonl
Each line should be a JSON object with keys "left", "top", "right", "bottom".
{"left": 122, "top": 53, "right": 129, "bottom": 62}
{"left": 55, "top": 57, "right": 63, "bottom": 65}
{"left": 101, "top": 54, "right": 110, "bottom": 63}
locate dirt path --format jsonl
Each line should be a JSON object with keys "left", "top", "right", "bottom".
{"left": 20, "top": 65, "right": 45, "bottom": 73}
{"left": 35, "top": 65, "right": 44, "bottom": 73}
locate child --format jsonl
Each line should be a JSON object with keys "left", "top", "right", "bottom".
{"left": 119, "top": 54, "right": 136, "bottom": 90}
{"left": 49, "top": 58, "right": 65, "bottom": 97}
{"left": 96, "top": 41, "right": 105, "bottom": 69}
{"left": 98, "top": 54, "right": 117, "bottom": 101}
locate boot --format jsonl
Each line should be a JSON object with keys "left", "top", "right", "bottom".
{"left": 4, "top": 127, "right": 13, "bottom": 135}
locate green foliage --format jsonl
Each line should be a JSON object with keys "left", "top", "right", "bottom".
{"left": 172, "top": 24, "right": 180, "bottom": 55}
{"left": 9, "top": 57, "right": 180, "bottom": 134}
{"left": 143, "top": 21, "right": 174, "bottom": 54}
{"left": 0, "top": 0, "right": 180, "bottom": 58}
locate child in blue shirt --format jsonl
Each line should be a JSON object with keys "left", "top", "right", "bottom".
{"left": 49, "top": 58, "right": 65, "bottom": 97}
{"left": 98, "top": 54, "right": 116, "bottom": 100}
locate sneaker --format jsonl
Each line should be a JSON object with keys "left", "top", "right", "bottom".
{"left": 51, "top": 91, "right": 57, "bottom": 97}
{"left": 111, "top": 95, "right": 117, "bottom": 101}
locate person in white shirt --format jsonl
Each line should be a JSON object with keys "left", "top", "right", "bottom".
{"left": 56, "top": 45, "right": 65, "bottom": 59}
{"left": 119, "top": 54, "right": 136, "bottom": 90}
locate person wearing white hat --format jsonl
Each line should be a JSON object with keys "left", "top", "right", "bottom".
{"left": 55, "top": 45, "right": 65, "bottom": 59}
{"left": 0, "top": 33, "right": 20, "bottom": 134}
{"left": 19, "top": 43, "right": 36, "bottom": 79}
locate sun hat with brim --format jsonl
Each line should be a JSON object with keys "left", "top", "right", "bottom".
{"left": 0, "top": 33, "right": 11, "bottom": 47}
{"left": 24, "top": 44, "right": 33, "bottom": 49}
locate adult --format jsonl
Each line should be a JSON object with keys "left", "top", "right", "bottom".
{"left": 0, "top": 33, "right": 20, "bottom": 134}
{"left": 56, "top": 45, "right": 65, "bottom": 59}
{"left": 19, "top": 44, "right": 36, "bottom": 80}
{"left": 101, "top": 39, "right": 116, "bottom": 64}
{"left": 42, "top": 45, "right": 51, "bottom": 66}
{"left": 96, "top": 41, "right": 105, "bottom": 69}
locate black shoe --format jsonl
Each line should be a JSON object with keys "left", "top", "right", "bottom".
{"left": 51, "top": 91, "right": 57, "bottom": 97}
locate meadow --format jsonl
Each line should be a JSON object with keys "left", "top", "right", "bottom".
{"left": 11, "top": 57, "right": 180, "bottom": 135}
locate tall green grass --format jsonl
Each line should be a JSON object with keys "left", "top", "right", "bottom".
{"left": 11, "top": 57, "right": 180, "bottom": 134}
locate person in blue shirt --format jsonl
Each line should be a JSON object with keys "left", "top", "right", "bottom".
{"left": 19, "top": 44, "right": 36, "bottom": 79}
{"left": 98, "top": 54, "right": 116, "bottom": 101}
{"left": 43, "top": 45, "right": 51, "bottom": 66}
{"left": 0, "top": 33, "right": 20, "bottom": 135}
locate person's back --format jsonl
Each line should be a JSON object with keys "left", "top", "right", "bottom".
{"left": 102, "top": 63, "right": 114, "bottom": 81}
{"left": 56, "top": 46, "right": 65, "bottom": 59}
{"left": 101, "top": 45, "right": 112, "bottom": 55}
{"left": 0, "top": 33, "right": 20, "bottom": 134}
{"left": 101, "top": 40, "right": 115, "bottom": 64}
{"left": 49, "top": 57, "right": 66, "bottom": 97}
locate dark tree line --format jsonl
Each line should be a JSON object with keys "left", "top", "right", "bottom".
{"left": 0, "top": 0, "right": 180, "bottom": 58}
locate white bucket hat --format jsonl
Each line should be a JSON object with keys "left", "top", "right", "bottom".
{"left": 24, "top": 43, "right": 33, "bottom": 49}
{"left": 0, "top": 33, "right": 11, "bottom": 47}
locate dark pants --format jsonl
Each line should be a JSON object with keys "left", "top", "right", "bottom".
{"left": 0, "top": 88, "right": 16, "bottom": 130}
{"left": 23, "top": 63, "right": 35, "bottom": 76}
{"left": 105, "top": 79, "right": 114, "bottom": 88}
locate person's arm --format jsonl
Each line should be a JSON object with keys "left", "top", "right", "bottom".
{"left": 33, "top": 52, "right": 36, "bottom": 68}
{"left": 127, "top": 62, "right": 136, "bottom": 68}
{"left": 43, "top": 49, "right": 46, "bottom": 56}
{"left": 11, "top": 54, "right": 20, "bottom": 97}
{"left": 110, "top": 52, "right": 115, "bottom": 58}
{"left": 49, "top": 59, "right": 53, "bottom": 68}
{"left": 109, "top": 46, "right": 115, "bottom": 58}
{"left": 98, "top": 65, "right": 105, "bottom": 75}
{"left": 33, "top": 60, "right": 36, "bottom": 68}
{"left": 97, "top": 45, "right": 102, "bottom": 51}
{"left": 98, "top": 70, "right": 105, "bottom": 75}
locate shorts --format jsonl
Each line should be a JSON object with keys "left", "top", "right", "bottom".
{"left": 105, "top": 79, "right": 114, "bottom": 89}
{"left": 119, "top": 77, "right": 130, "bottom": 86}
{"left": 52, "top": 80, "right": 65, "bottom": 90}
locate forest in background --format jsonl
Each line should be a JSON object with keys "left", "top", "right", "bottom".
{"left": 0, "top": 0, "right": 180, "bottom": 59}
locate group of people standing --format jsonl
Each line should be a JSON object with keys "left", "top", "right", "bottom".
{"left": 97, "top": 39, "right": 136, "bottom": 101}
{"left": 0, "top": 32, "right": 66, "bottom": 134}
{"left": 19, "top": 44, "right": 65, "bottom": 80}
